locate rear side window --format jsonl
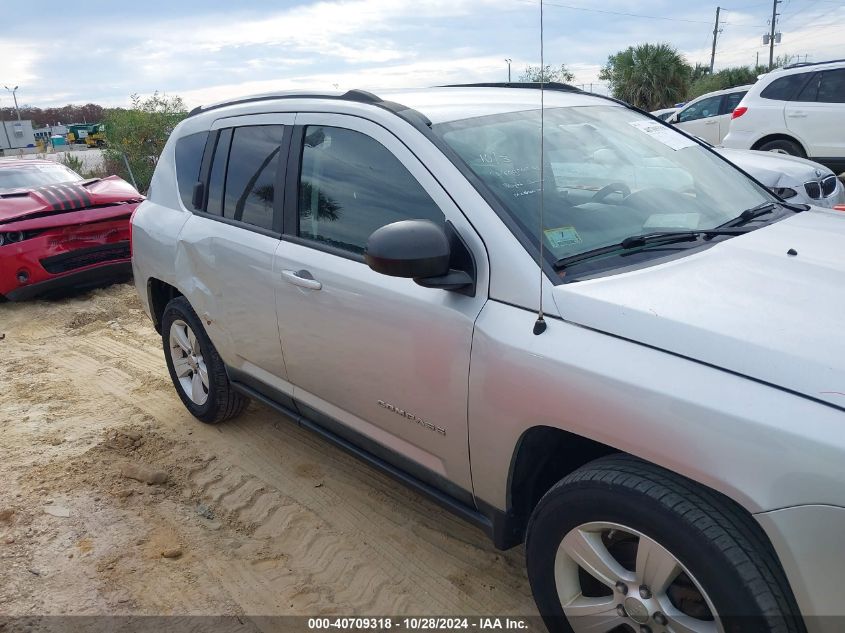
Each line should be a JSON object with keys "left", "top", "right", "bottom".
{"left": 205, "top": 129, "right": 232, "bottom": 217}
{"left": 297, "top": 126, "right": 444, "bottom": 255}
{"left": 174, "top": 132, "right": 208, "bottom": 209}
{"left": 760, "top": 73, "right": 813, "bottom": 101}
{"left": 222, "top": 125, "right": 285, "bottom": 231}
{"left": 817, "top": 69, "right": 845, "bottom": 103}
{"left": 723, "top": 91, "right": 747, "bottom": 114}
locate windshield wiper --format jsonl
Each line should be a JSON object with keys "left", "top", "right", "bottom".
{"left": 720, "top": 199, "right": 808, "bottom": 229}
{"left": 554, "top": 228, "right": 749, "bottom": 270}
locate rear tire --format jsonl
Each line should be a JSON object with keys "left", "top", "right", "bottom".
{"left": 525, "top": 455, "right": 803, "bottom": 633}
{"left": 757, "top": 139, "right": 805, "bottom": 157}
{"left": 161, "top": 296, "right": 247, "bottom": 424}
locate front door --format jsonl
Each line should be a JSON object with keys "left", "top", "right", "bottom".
{"left": 274, "top": 114, "right": 488, "bottom": 498}
{"left": 676, "top": 94, "right": 724, "bottom": 145}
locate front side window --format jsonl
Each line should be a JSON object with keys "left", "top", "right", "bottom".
{"left": 678, "top": 95, "right": 722, "bottom": 123}
{"left": 435, "top": 106, "right": 774, "bottom": 278}
{"left": 297, "top": 126, "right": 444, "bottom": 255}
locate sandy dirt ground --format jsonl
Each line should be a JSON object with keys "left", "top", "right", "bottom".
{"left": 0, "top": 283, "right": 538, "bottom": 626}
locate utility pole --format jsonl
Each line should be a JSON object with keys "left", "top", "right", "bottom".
{"left": 505, "top": 58, "right": 512, "bottom": 82}
{"left": 769, "top": 0, "right": 780, "bottom": 70}
{"left": 710, "top": 6, "right": 721, "bottom": 74}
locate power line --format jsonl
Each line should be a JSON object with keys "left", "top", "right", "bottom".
{"left": 539, "top": 1, "right": 716, "bottom": 24}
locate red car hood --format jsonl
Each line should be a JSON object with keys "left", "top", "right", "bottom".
{"left": 0, "top": 176, "right": 143, "bottom": 225}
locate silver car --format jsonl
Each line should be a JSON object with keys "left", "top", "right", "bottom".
{"left": 715, "top": 147, "right": 845, "bottom": 208}
{"left": 132, "top": 85, "right": 845, "bottom": 633}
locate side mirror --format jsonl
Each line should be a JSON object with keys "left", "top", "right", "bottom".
{"left": 668, "top": 114, "right": 679, "bottom": 124}
{"left": 365, "top": 220, "right": 474, "bottom": 294}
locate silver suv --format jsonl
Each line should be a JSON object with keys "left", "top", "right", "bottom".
{"left": 132, "top": 85, "right": 845, "bottom": 633}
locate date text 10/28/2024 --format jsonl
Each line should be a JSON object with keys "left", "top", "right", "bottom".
{"left": 308, "top": 618, "right": 531, "bottom": 630}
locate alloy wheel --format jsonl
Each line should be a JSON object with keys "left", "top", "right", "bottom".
{"left": 169, "top": 319, "right": 209, "bottom": 406}
{"left": 554, "top": 521, "right": 722, "bottom": 633}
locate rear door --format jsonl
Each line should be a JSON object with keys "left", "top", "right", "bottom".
{"left": 177, "top": 114, "right": 295, "bottom": 403}
{"left": 676, "top": 94, "right": 724, "bottom": 145}
{"left": 718, "top": 90, "right": 747, "bottom": 143}
{"left": 273, "top": 114, "right": 488, "bottom": 498}
{"left": 786, "top": 68, "right": 845, "bottom": 160}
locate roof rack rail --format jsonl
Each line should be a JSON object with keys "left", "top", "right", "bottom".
{"left": 783, "top": 58, "right": 845, "bottom": 69}
{"left": 184, "top": 88, "right": 433, "bottom": 129}
{"left": 187, "top": 89, "right": 383, "bottom": 118}
{"left": 440, "top": 82, "right": 582, "bottom": 93}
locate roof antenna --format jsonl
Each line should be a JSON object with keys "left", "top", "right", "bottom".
{"left": 533, "top": 0, "right": 547, "bottom": 336}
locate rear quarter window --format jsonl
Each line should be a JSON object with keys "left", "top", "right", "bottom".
{"left": 174, "top": 131, "right": 208, "bottom": 209}
{"left": 760, "top": 73, "right": 813, "bottom": 101}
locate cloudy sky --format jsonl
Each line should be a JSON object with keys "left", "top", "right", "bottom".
{"left": 0, "top": 0, "right": 841, "bottom": 109}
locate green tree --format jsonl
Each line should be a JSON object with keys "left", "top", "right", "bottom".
{"left": 599, "top": 43, "right": 692, "bottom": 110}
{"left": 518, "top": 64, "right": 575, "bottom": 83}
{"left": 687, "top": 65, "right": 766, "bottom": 99}
{"left": 102, "top": 92, "right": 188, "bottom": 193}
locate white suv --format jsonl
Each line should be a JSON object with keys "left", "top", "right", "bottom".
{"left": 723, "top": 59, "right": 845, "bottom": 172}
{"left": 133, "top": 84, "right": 845, "bottom": 633}
{"left": 669, "top": 84, "right": 752, "bottom": 145}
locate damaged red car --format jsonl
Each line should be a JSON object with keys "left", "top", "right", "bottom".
{"left": 0, "top": 158, "right": 143, "bottom": 301}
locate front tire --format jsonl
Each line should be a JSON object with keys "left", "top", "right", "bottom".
{"left": 525, "top": 455, "right": 803, "bottom": 633}
{"left": 161, "top": 296, "right": 247, "bottom": 424}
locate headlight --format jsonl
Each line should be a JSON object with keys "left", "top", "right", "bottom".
{"left": 771, "top": 187, "right": 798, "bottom": 199}
{"left": 0, "top": 231, "right": 28, "bottom": 246}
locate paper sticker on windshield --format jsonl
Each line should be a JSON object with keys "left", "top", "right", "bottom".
{"left": 544, "top": 226, "right": 582, "bottom": 248}
{"left": 628, "top": 120, "right": 697, "bottom": 151}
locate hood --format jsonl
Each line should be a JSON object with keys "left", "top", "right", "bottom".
{"left": 716, "top": 148, "right": 832, "bottom": 186}
{"left": 0, "top": 175, "right": 142, "bottom": 225}
{"left": 554, "top": 210, "right": 845, "bottom": 410}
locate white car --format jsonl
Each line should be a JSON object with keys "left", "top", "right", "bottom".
{"left": 650, "top": 107, "right": 678, "bottom": 121}
{"left": 714, "top": 147, "right": 845, "bottom": 208}
{"left": 722, "top": 59, "right": 845, "bottom": 173}
{"left": 669, "top": 84, "right": 753, "bottom": 145}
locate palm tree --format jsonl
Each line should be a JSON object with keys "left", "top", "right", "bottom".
{"left": 599, "top": 43, "right": 691, "bottom": 110}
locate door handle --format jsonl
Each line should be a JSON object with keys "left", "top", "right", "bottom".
{"left": 282, "top": 269, "right": 322, "bottom": 290}
{"left": 787, "top": 112, "right": 807, "bottom": 118}
{"left": 705, "top": 120, "right": 718, "bottom": 125}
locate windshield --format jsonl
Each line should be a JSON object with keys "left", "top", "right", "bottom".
{"left": 435, "top": 105, "right": 775, "bottom": 275}
{"left": 0, "top": 163, "right": 82, "bottom": 191}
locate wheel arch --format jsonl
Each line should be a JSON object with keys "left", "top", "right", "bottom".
{"left": 147, "top": 277, "right": 183, "bottom": 334}
{"left": 503, "top": 426, "right": 619, "bottom": 545}
{"left": 751, "top": 133, "right": 807, "bottom": 156}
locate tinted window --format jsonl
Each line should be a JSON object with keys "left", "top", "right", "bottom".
{"left": 796, "top": 73, "right": 820, "bottom": 101}
{"left": 760, "top": 73, "right": 813, "bottom": 100}
{"left": 723, "top": 91, "right": 747, "bottom": 114}
{"left": 206, "top": 129, "right": 231, "bottom": 216}
{"left": 222, "top": 125, "right": 284, "bottom": 231}
{"left": 817, "top": 69, "right": 845, "bottom": 103}
{"left": 175, "top": 132, "right": 207, "bottom": 209}
{"left": 678, "top": 95, "right": 722, "bottom": 122}
{"left": 297, "top": 126, "right": 444, "bottom": 255}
